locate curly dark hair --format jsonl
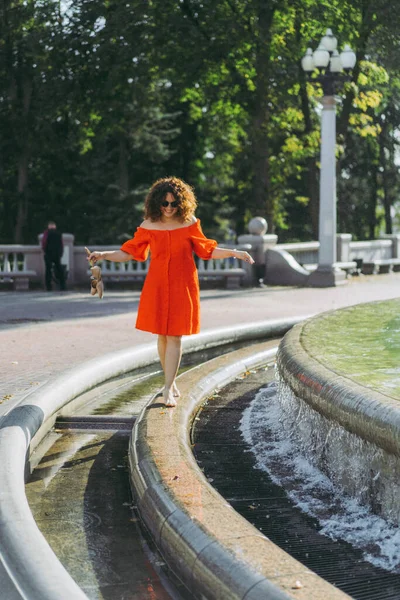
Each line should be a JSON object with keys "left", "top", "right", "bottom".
{"left": 144, "top": 177, "right": 197, "bottom": 222}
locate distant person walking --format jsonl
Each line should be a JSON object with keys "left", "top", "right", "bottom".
{"left": 41, "top": 221, "right": 66, "bottom": 291}
{"left": 88, "top": 176, "right": 254, "bottom": 408}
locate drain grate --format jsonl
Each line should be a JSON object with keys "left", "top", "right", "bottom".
{"left": 55, "top": 415, "right": 136, "bottom": 431}
{"left": 0, "top": 318, "right": 48, "bottom": 324}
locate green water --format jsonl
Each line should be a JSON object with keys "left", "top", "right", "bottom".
{"left": 301, "top": 298, "right": 400, "bottom": 399}
{"left": 74, "top": 340, "right": 257, "bottom": 417}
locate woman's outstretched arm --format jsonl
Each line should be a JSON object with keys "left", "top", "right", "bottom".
{"left": 88, "top": 250, "right": 131, "bottom": 263}
{"left": 211, "top": 247, "right": 254, "bottom": 264}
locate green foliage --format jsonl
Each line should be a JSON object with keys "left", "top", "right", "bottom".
{"left": 0, "top": 0, "right": 399, "bottom": 244}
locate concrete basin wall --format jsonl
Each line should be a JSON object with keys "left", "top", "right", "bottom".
{"left": 130, "top": 342, "right": 350, "bottom": 600}
{"left": 0, "top": 318, "right": 302, "bottom": 600}
{"left": 277, "top": 318, "right": 400, "bottom": 524}
{"left": 277, "top": 320, "right": 400, "bottom": 457}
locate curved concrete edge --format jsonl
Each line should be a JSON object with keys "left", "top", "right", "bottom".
{"left": 129, "top": 342, "right": 350, "bottom": 600}
{"left": 0, "top": 317, "right": 304, "bottom": 600}
{"left": 276, "top": 320, "right": 400, "bottom": 457}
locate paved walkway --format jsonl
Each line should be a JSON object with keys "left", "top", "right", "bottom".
{"left": 1, "top": 273, "right": 399, "bottom": 407}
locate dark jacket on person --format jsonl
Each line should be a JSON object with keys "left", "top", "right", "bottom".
{"left": 42, "top": 229, "right": 63, "bottom": 259}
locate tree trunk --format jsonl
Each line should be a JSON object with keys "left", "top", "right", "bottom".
{"left": 250, "top": 2, "right": 276, "bottom": 229}
{"left": 337, "top": 1, "right": 375, "bottom": 144}
{"left": 118, "top": 134, "right": 129, "bottom": 197}
{"left": 14, "top": 148, "right": 29, "bottom": 242}
{"left": 307, "top": 159, "right": 319, "bottom": 238}
{"left": 180, "top": 102, "right": 197, "bottom": 182}
{"left": 296, "top": 13, "right": 319, "bottom": 239}
{"left": 379, "top": 120, "right": 392, "bottom": 234}
{"left": 299, "top": 70, "right": 319, "bottom": 238}
{"left": 14, "top": 75, "right": 33, "bottom": 243}
{"left": 368, "top": 165, "right": 378, "bottom": 240}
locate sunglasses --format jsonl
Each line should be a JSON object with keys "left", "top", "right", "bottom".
{"left": 161, "top": 200, "right": 179, "bottom": 208}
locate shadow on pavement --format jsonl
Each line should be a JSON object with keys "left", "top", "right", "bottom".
{"left": 0, "top": 287, "right": 277, "bottom": 329}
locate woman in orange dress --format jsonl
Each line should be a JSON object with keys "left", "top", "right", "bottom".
{"left": 88, "top": 177, "right": 254, "bottom": 407}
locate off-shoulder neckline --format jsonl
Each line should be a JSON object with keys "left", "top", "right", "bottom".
{"left": 138, "top": 219, "right": 199, "bottom": 232}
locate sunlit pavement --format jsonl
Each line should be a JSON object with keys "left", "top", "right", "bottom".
{"left": 1, "top": 273, "right": 399, "bottom": 407}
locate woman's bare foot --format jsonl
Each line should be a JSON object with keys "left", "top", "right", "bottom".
{"left": 163, "top": 389, "right": 177, "bottom": 408}
{"left": 162, "top": 383, "right": 180, "bottom": 398}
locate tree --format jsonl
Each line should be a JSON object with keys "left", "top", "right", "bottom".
{"left": 1, "top": 0, "right": 399, "bottom": 244}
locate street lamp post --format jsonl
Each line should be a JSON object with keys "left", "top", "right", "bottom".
{"left": 301, "top": 29, "right": 356, "bottom": 287}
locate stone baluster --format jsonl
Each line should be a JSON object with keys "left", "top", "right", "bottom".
{"left": 238, "top": 217, "right": 278, "bottom": 287}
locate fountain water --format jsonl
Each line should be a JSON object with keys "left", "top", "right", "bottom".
{"left": 241, "top": 300, "right": 400, "bottom": 574}
{"left": 240, "top": 380, "right": 400, "bottom": 572}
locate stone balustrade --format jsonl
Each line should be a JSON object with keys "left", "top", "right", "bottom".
{"left": 2, "top": 230, "right": 400, "bottom": 290}
{"left": 349, "top": 239, "right": 393, "bottom": 261}
{"left": 277, "top": 241, "right": 320, "bottom": 266}
{"left": 0, "top": 239, "right": 253, "bottom": 290}
{"left": 276, "top": 236, "right": 400, "bottom": 267}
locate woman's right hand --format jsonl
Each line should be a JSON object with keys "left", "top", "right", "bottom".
{"left": 233, "top": 250, "right": 255, "bottom": 264}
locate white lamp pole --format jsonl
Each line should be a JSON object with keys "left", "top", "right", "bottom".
{"left": 301, "top": 30, "right": 356, "bottom": 287}
{"left": 318, "top": 95, "right": 337, "bottom": 276}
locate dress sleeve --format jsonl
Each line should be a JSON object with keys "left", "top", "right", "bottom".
{"left": 120, "top": 228, "right": 150, "bottom": 262}
{"left": 191, "top": 220, "right": 218, "bottom": 260}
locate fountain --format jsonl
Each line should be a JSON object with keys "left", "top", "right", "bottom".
{"left": 241, "top": 299, "right": 400, "bottom": 571}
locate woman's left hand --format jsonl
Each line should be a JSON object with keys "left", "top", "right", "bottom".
{"left": 234, "top": 250, "right": 255, "bottom": 264}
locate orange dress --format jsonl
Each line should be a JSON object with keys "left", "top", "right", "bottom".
{"left": 120, "top": 219, "right": 217, "bottom": 335}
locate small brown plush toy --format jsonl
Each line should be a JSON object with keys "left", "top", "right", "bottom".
{"left": 85, "top": 247, "right": 104, "bottom": 299}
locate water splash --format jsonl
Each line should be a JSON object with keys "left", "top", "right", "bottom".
{"left": 240, "top": 380, "right": 400, "bottom": 572}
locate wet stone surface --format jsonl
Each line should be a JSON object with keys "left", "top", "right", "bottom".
{"left": 71, "top": 341, "right": 257, "bottom": 418}
{"left": 24, "top": 343, "right": 271, "bottom": 600}
{"left": 26, "top": 431, "right": 178, "bottom": 600}
{"left": 192, "top": 367, "right": 400, "bottom": 600}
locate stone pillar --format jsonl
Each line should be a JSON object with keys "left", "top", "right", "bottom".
{"left": 62, "top": 234, "right": 75, "bottom": 283}
{"left": 238, "top": 217, "right": 278, "bottom": 286}
{"left": 74, "top": 247, "right": 91, "bottom": 286}
{"left": 25, "top": 247, "right": 45, "bottom": 281}
{"left": 308, "top": 96, "right": 346, "bottom": 287}
{"left": 380, "top": 234, "right": 400, "bottom": 258}
{"left": 336, "top": 233, "right": 352, "bottom": 262}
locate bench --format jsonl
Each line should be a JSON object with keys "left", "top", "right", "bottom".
{"left": 99, "top": 267, "right": 246, "bottom": 290}
{"left": 98, "top": 255, "right": 247, "bottom": 290}
{"left": 0, "top": 270, "right": 37, "bottom": 291}
{"left": 360, "top": 258, "right": 400, "bottom": 275}
{"left": 303, "top": 261, "right": 358, "bottom": 276}
{"left": 197, "top": 267, "right": 246, "bottom": 289}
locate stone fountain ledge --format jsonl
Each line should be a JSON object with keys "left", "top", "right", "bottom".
{"left": 0, "top": 317, "right": 304, "bottom": 600}
{"left": 130, "top": 341, "right": 350, "bottom": 600}
{"left": 277, "top": 317, "right": 400, "bottom": 458}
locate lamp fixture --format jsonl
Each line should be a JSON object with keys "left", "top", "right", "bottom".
{"left": 301, "top": 29, "right": 356, "bottom": 95}
{"left": 340, "top": 44, "right": 357, "bottom": 70}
